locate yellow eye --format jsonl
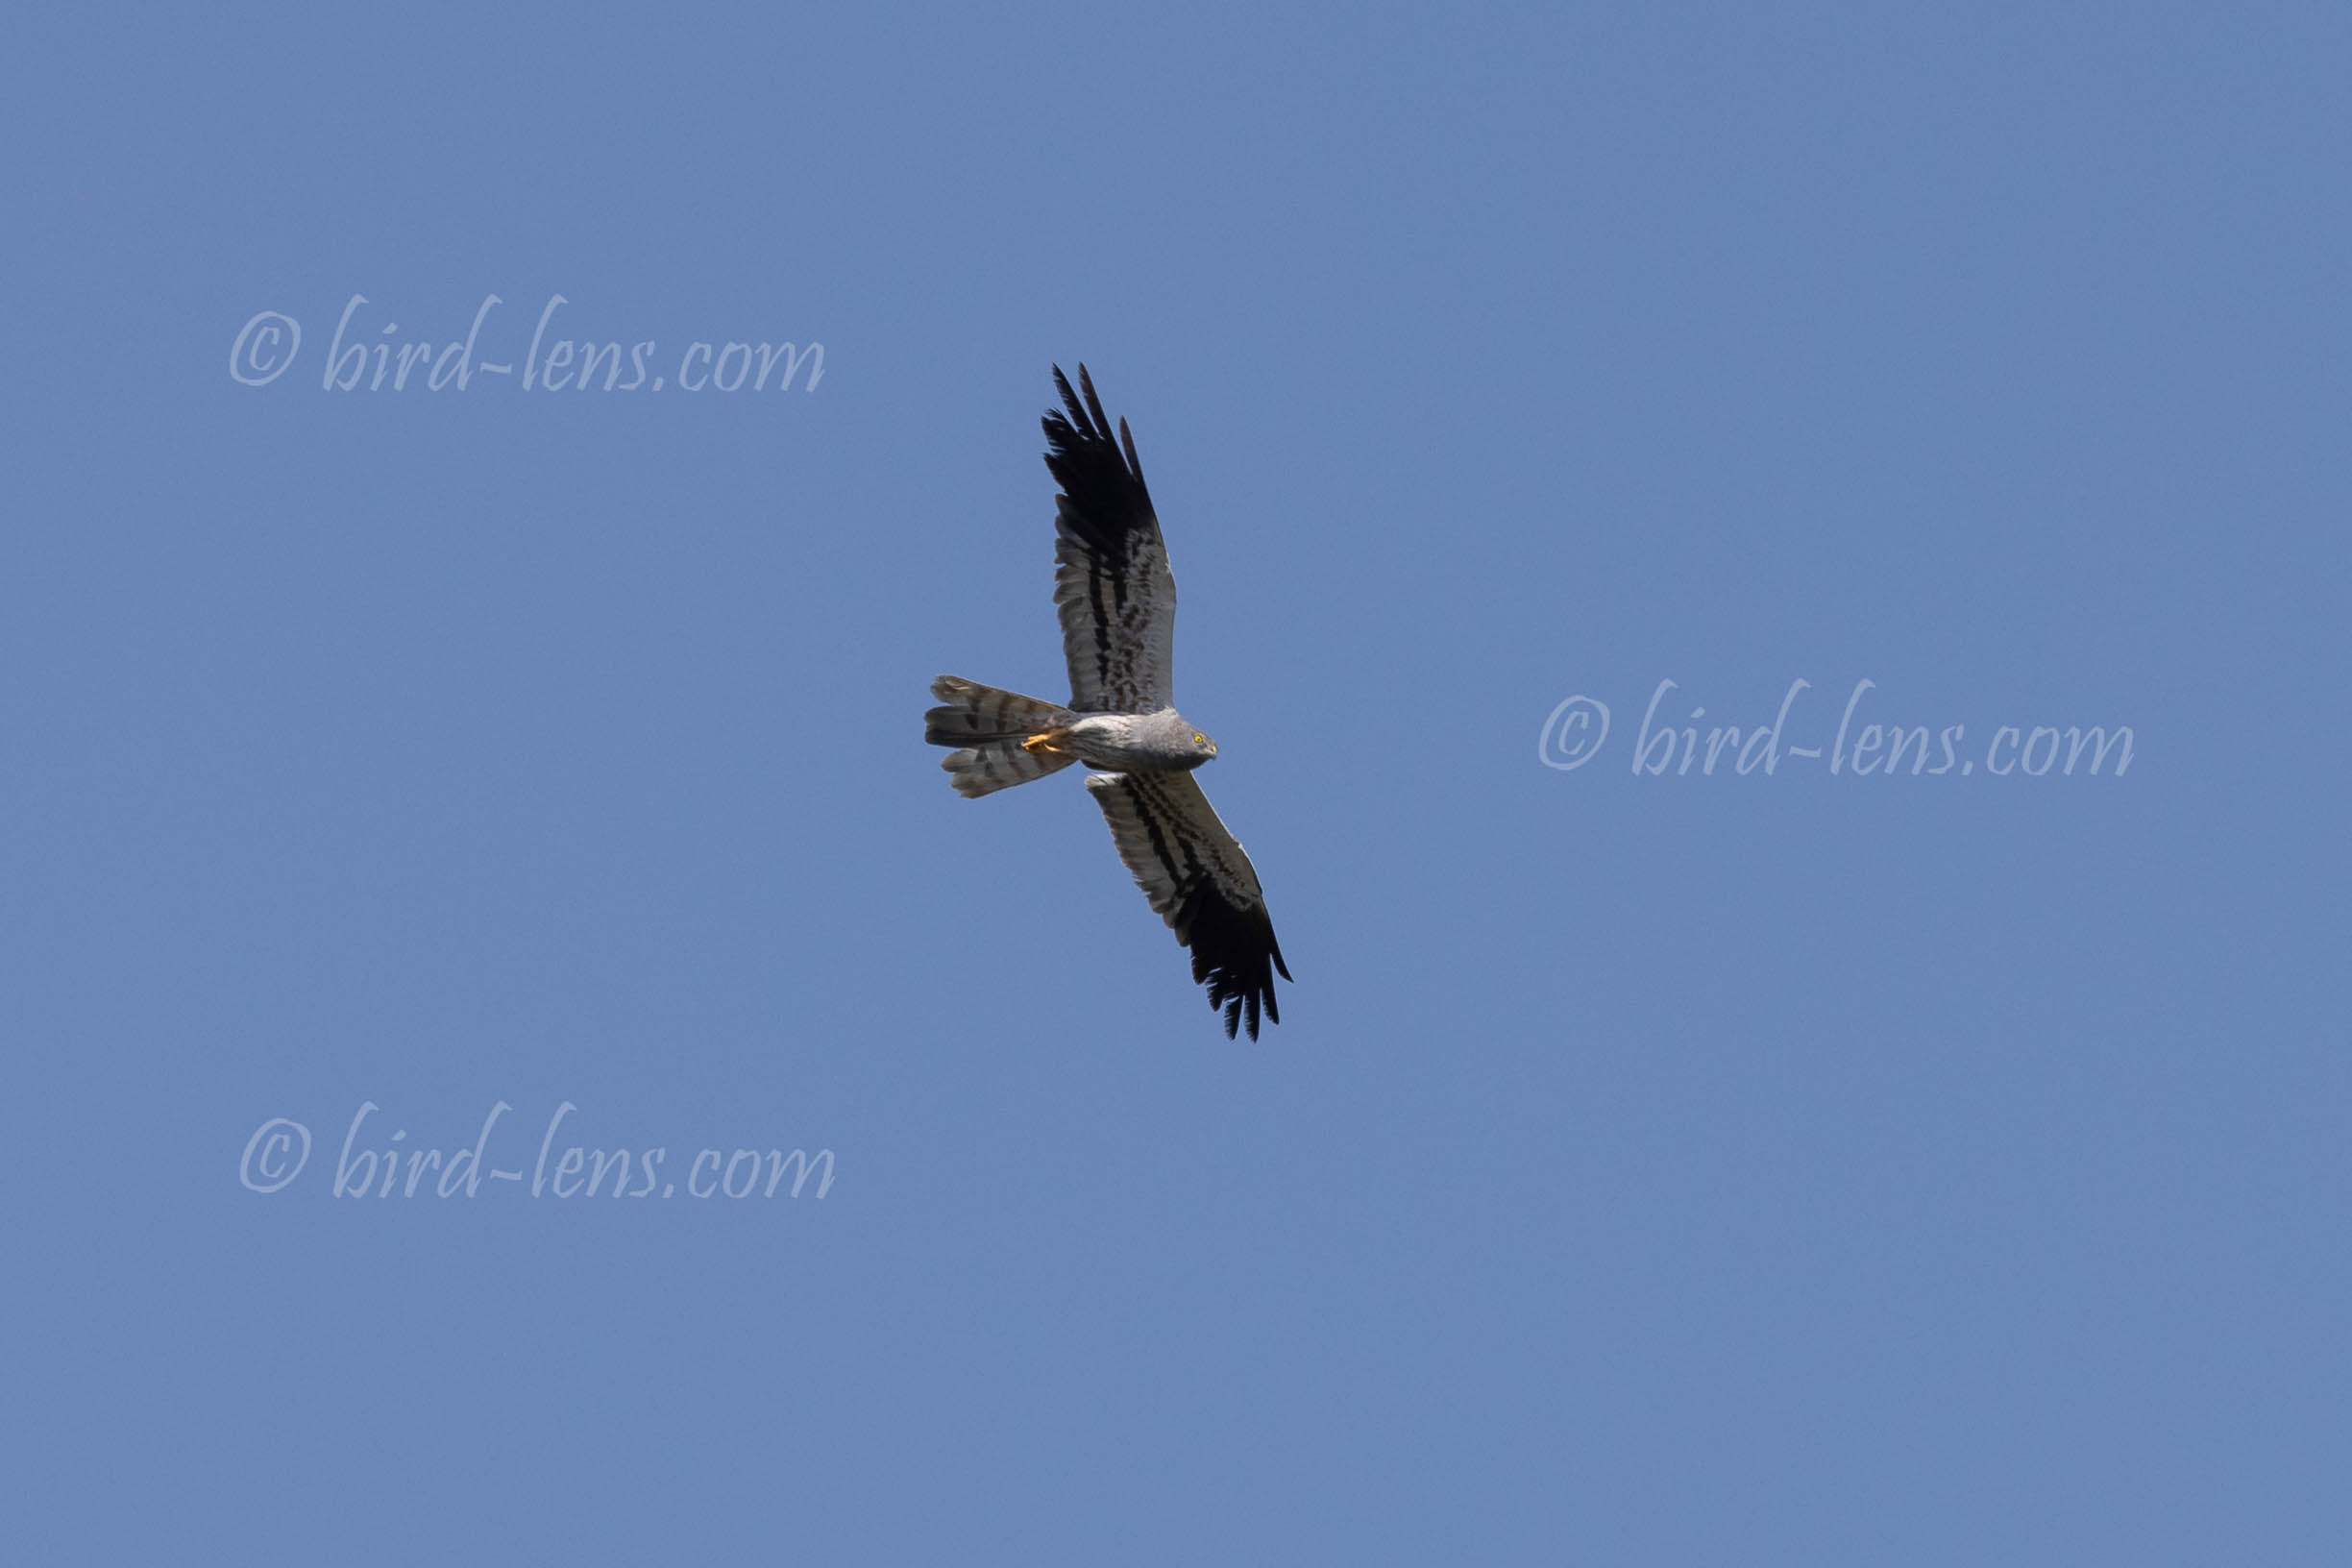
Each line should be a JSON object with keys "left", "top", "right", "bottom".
{"left": 1192, "top": 733, "right": 1206, "bottom": 745}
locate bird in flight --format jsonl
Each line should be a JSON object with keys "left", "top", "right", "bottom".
{"left": 925, "top": 366, "right": 1291, "bottom": 1039}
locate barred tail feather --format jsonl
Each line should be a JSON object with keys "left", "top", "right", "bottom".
{"left": 940, "top": 738, "right": 1078, "bottom": 797}
{"left": 926, "top": 675, "right": 1080, "bottom": 797}
{"left": 924, "top": 675, "right": 1074, "bottom": 745}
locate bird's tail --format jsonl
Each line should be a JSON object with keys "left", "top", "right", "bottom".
{"left": 926, "top": 675, "right": 1080, "bottom": 798}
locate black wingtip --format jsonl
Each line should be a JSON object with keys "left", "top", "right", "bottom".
{"left": 1117, "top": 416, "right": 1144, "bottom": 488}
{"left": 1177, "top": 883, "right": 1289, "bottom": 1043}
{"left": 1046, "top": 363, "right": 1117, "bottom": 443}
{"left": 1048, "top": 363, "right": 1084, "bottom": 432}
{"left": 1041, "top": 362, "right": 1155, "bottom": 564}
{"left": 1076, "top": 363, "right": 1113, "bottom": 443}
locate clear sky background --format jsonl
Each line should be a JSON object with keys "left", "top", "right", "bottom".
{"left": 6, "top": 5, "right": 2348, "bottom": 1563}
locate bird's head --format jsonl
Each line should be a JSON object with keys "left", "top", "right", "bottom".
{"left": 1149, "top": 709, "right": 1217, "bottom": 769}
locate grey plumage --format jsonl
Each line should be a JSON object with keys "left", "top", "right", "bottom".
{"left": 924, "top": 366, "right": 1291, "bottom": 1039}
{"left": 925, "top": 676, "right": 1078, "bottom": 797}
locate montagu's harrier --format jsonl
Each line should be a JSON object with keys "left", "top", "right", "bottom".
{"left": 925, "top": 366, "right": 1290, "bottom": 1039}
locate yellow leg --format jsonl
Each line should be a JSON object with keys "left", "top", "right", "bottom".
{"left": 1021, "top": 730, "right": 1068, "bottom": 755}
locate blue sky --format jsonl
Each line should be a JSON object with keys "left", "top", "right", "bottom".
{"left": 6, "top": 4, "right": 2349, "bottom": 1562}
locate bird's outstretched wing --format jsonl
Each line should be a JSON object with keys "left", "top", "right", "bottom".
{"left": 1086, "top": 771, "right": 1289, "bottom": 1040}
{"left": 1044, "top": 365, "right": 1176, "bottom": 714}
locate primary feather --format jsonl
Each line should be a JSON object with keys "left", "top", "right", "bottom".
{"left": 924, "top": 366, "right": 1290, "bottom": 1039}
